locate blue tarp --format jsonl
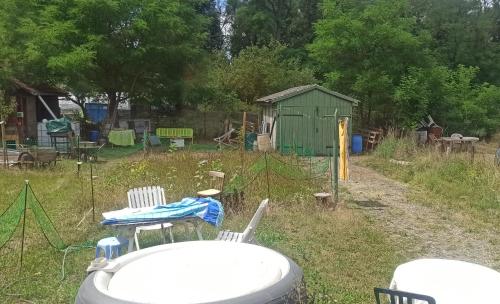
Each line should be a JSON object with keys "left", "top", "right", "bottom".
{"left": 101, "top": 197, "right": 224, "bottom": 227}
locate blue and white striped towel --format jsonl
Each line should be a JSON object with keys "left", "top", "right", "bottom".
{"left": 102, "top": 197, "right": 224, "bottom": 227}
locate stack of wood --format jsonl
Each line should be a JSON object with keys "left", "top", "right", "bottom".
{"left": 359, "top": 128, "right": 383, "bottom": 151}
{"left": 417, "top": 115, "right": 443, "bottom": 145}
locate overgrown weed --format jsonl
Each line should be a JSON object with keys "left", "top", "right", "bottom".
{"left": 366, "top": 137, "right": 499, "bottom": 224}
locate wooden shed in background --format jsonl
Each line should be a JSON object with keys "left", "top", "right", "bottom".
{"left": 2, "top": 80, "right": 67, "bottom": 147}
{"left": 257, "top": 84, "right": 359, "bottom": 156}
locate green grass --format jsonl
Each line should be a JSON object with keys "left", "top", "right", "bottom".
{"left": 364, "top": 138, "right": 500, "bottom": 225}
{"left": 97, "top": 144, "right": 144, "bottom": 160}
{"left": 0, "top": 151, "right": 400, "bottom": 304}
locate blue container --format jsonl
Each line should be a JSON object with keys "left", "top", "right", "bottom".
{"left": 89, "top": 130, "right": 100, "bottom": 142}
{"left": 85, "top": 103, "right": 108, "bottom": 123}
{"left": 352, "top": 134, "right": 363, "bottom": 154}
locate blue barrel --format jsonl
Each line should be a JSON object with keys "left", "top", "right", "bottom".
{"left": 352, "top": 134, "right": 363, "bottom": 154}
{"left": 89, "top": 130, "right": 100, "bottom": 142}
{"left": 85, "top": 103, "right": 108, "bottom": 123}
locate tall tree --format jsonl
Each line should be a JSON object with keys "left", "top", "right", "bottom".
{"left": 309, "top": 0, "right": 430, "bottom": 126}
{"left": 197, "top": 0, "right": 224, "bottom": 51}
{"left": 187, "top": 43, "right": 317, "bottom": 112}
{"left": 0, "top": 0, "right": 208, "bottom": 121}
{"left": 227, "top": 0, "right": 319, "bottom": 59}
{"left": 409, "top": 0, "right": 500, "bottom": 85}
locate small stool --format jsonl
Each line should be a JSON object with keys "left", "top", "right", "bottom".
{"left": 95, "top": 237, "right": 129, "bottom": 260}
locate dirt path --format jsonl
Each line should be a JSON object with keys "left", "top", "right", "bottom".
{"left": 343, "top": 159, "right": 500, "bottom": 270}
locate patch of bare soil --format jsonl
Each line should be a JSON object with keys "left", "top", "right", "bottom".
{"left": 343, "top": 158, "right": 500, "bottom": 270}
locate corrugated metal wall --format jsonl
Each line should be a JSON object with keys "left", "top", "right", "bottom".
{"left": 276, "top": 89, "right": 353, "bottom": 156}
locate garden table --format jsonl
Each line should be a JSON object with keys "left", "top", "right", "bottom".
{"left": 439, "top": 136, "right": 479, "bottom": 154}
{"left": 389, "top": 258, "right": 500, "bottom": 304}
{"left": 77, "top": 141, "right": 97, "bottom": 160}
{"left": 101, "top": 197, "right": 224, "bottom": 252}
{"left": 105, "top": 217, "right": 204, "bottom": 253}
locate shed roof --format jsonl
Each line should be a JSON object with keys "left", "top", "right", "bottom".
{"left": 12, "top": 79, "right": 68, "bottom": 96}
{"left": 256, "top": 84, "right": 359, "bottom": 105}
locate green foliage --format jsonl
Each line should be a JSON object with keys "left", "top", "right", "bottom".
{"left": 310, "top": 0, "right": 500, "bottom": 135}
{"left": 0, "top": 0, "right": 208, "bottom": 116}
{"left": 374, "top": 133, "right": 417, "bottom": 160}
{"left": 369, "top": 148, "right": 500, "bottom": 220}
{"left": 310, "top": 0, "right": 429, "bottom": 125}
{"left": 410, "top": 0, "right": 500, "bottom": 85}
{"left": 227, "top": 0, "right": 319, "bottom": 60}
{"left": 189, "top": 43, "right": 316, "bottom": 111}
{"left": 0, "top": 94, "right": 15, "bottom": 120}
{"left": 396, "top": 65, "right": 500, "bottom": 136}
{"left": 1, "top": 0, "right": 499, "bottom": 136}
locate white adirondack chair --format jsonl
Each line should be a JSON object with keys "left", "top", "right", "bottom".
{"left": 127, "top": 186, "right": 174, "bottom": 250}
{"left": 215, "top": 199, "right": 269, "bottom": 243}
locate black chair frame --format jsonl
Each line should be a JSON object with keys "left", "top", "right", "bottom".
{"left": 374, "top": 287, "right": 436, "bottom": 304}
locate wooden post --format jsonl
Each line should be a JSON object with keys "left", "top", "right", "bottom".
{"left": 309, "top": 156, "right": 312, "bottom": 178}
{"left": 241, "top": 112, "right": 247, "bottom": 152}
{"left": 330, "top": 109, "right": 339, "bottom": 205}
{"left": 1, "top": 119, "right": 6, "bottom": 168}
{"left": 470, "top": 142, "right": 475, "bottom": 164}
{"left": 333, "top": 110, "right": 339, "bottom": 204}
{"left": 264, "top": 152, "right": 271, "bottom": 199}
{"left": 241, "top": 112, "right": 247, "bottom": 173}
{"left": 19, "top": 180, "right": 29, "bottom": 272}
{"left": 77, "top": 135, "right": 80, "bottom": 162}
{"left": 90, "top": 162, "right": 95, "bottom": 222}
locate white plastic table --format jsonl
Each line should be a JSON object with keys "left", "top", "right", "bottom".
{"left": 104, "top": 217, "right": 204, "bottom": 252}
{"left": 390, "top": 259, "right": 500, "bottom": 304}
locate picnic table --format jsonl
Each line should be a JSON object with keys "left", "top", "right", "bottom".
{"left": 439, "top": 136, "right": 479, "bottom": 159}
{"left": 108, "top": 129, "right": 135, "bottom": 146}
{"left": 438, "top": 137, "right": 479, "bottom": 153}
{"left": 390, "top": 259, "right": 500, "bottom": 304}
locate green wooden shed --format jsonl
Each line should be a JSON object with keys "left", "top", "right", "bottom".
{"left": 257, "top": 84, "right": 359, "bottom": 156}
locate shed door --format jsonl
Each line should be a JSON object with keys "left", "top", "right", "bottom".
{"left": 313, "top": 106, "right": 337, "bottom": 156}
{"left": 278, "top": 106, "right": 313, "bottom": 155}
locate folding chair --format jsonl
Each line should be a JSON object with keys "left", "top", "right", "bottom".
{"left": 215, "top": 199, "right": 269, "bottom": 243}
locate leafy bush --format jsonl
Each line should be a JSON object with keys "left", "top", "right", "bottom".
{"left": 374, "top": 131, "right": 417, "bottom": 160}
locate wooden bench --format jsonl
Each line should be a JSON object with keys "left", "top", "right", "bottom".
{"left": 156, "top": 128, "right": 194, "bottom": 145}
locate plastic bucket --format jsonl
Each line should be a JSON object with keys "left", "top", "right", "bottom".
{"left": 257, "top": 134, "right": 272, "bottom": 152}
{"left": 89, "top": 130, "right": 100, "bottom": 142}
{"left": 245, "top": 133, "right": 257, "bottom": 151}
{"left": 352, "top": 134, "right": 363, "bottom": 154}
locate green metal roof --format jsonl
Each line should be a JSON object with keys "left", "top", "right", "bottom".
{"left": 256, "top": 84, "right": 360, "bottom": 105}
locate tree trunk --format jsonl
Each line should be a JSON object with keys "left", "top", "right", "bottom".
{"left": 107, "top": 92, "right": 119, "bottom": 127}
{"left": 367, "top": 103, "right": 372, "bottom": 127}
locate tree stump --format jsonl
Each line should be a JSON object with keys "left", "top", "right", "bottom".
{"left": 314, "top": 192, "right": 333, "bottom": 209}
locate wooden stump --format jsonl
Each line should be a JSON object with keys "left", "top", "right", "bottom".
{"left": 314, "top": 192, "right": 334, "bottom": 209}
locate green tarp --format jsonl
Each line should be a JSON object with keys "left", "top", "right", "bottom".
{"left": 46, "top": 117, "right": 72, "bottom": 134}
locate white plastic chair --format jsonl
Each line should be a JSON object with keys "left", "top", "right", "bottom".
{"left": 127, "top": 186, "right": 174, "bottom": 250}
{"left": 215, "top": 199, "right": 269, "bottom": 243}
